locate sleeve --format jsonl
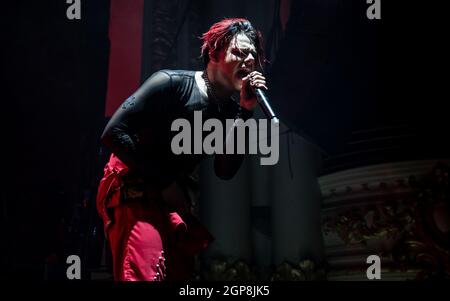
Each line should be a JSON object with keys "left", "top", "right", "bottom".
{"left": 100, "top": 71, "right": 173, "bottom": 177}
{"left": 214, "top": 104, "right": 254, "bottom": 180}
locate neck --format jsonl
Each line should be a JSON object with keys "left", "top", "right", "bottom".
{"left": 205, "top": 66, "right": 234, "bottom": 100}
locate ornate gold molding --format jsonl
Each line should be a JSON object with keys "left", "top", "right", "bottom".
{"left": 322, "top": 162, "right": 450, "bottom": 280}
{"left": 202, "top": 259, "right": 258, "bottom": 281}
{"left": 270, "top": 260, "right": 326, "bottom": 281}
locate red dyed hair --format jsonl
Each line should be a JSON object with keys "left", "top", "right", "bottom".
{"left": 200, "top": 18, "right": 265, "bottom": 70}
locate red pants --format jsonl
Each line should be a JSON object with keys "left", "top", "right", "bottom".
{"left": 96, "top": 154, "right": 213, "bottom": 281}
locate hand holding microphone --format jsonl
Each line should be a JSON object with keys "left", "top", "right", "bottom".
{"left": 241, "top": 71, "right": 279, "bottom": 124}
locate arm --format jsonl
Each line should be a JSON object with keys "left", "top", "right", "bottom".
{"left": 100, "top": 71, "right": 172, "bottom": 177}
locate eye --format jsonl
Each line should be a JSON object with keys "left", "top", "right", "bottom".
{"left": 232, "top": 49, "right": 245, "bottom": 58}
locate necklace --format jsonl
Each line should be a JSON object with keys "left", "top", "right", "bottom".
{"left": 201, "top": 70, "right": 225, "bottom": 105}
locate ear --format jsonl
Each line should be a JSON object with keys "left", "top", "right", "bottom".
{"left": 208, "top": 50, "right": 219, "bottom": 63}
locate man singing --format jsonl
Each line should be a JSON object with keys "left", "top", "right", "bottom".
{"left": 96, "top": 18, "right": 267, "bottom": 281}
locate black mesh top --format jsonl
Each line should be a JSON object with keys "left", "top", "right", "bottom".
{"left": 101, "top": 69, "right": 252, "bottom": 190}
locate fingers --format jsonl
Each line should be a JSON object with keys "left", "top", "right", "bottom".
{"left": 250, "top": 80, "right": 267, "bottom": 90}
{"left": 252, "top": 83, "right": 268, "bottom": 90}
{"left": 242, "top": 71, "right": 268, "bottom": 91}
{"left": 243, "top": 71, "right": 263, "bottom": 81}
{"left": 248, "top": 72, "right": 268, "bottom": 91}
{"left": 249, "top": 71, "right": 262, "bottom": 76}
{"left": 250, "top": 74, "right": 265, "bottom": 81}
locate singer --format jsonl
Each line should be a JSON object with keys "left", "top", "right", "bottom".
{"left": 96, "top": 18, "right": 268, "bottom": 281}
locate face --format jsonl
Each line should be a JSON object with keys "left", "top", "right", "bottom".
{"left": 215, "top": 33, "right": 257, "bottom": 91}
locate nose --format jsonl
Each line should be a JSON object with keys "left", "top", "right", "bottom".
{"left": 244, "top": 53, "right": 255, "bottom": 68}
{"left": 244, "top": 52, "right": 255, "bottom": 63}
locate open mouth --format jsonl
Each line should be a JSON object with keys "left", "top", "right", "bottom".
{"left": 236, "top": 68, "right": 251, "bottom": 80}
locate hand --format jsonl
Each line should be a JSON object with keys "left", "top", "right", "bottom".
{"left": 240, "top": 71, "right": 268, "bottom": 111}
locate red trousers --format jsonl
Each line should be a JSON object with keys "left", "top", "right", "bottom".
{"left": 96, "top": 154, "right": 213, "bottom": 281}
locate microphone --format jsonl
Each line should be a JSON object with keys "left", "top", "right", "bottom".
{"left": 255, "top": 88, "right": 279, "bottom": 124}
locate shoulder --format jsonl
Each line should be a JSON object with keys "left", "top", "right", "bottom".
{"left": 158, "top": 69, "right": 196, "bottom": 78}
{"left": 135, "top": 70, "right": 188, "bottom": 94}
{"left": 154, "top": 69, "right": 196, "bottom": 83}
{"left": 140, "top": 69, "right": 196, "bottom": 92}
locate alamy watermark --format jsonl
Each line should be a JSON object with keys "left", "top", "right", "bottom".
{"left": 66, "top": 0, "right": 81, "bottom": 20}
{"left": 366, "top": 0, "right": 381, "bottom": 20}
{"left": 66, "top": 255, "right": 81, "bottom": 280}
{"left": 171, "top": 111, "right": 279, "bottom": 165}
{"left": 366, "top": 255, "right": 381, "bottom": 280}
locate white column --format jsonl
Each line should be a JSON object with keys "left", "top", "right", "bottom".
{"left": 200, "top": 156, "right": 252, "bottom": 262}
{"left": 271, "top": 130, "right": 324, "bottom": 265}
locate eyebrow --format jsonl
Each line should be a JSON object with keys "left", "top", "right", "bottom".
{"left": 233, "top": 47, "right": 257, "bottom": 55}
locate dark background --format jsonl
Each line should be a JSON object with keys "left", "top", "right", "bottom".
{"left": 2, "top": 0, "right": 448, "bottom": 280}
